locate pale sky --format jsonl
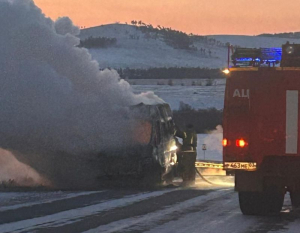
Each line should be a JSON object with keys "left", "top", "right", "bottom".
{"left": 34, "top": 0, "right": 300, "bottom": 35}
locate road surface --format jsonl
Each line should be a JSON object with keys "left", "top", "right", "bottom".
{"left": 0, "top": 176, "right": 299, "bottom": 233}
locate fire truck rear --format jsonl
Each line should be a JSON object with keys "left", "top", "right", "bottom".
{"left": 223, "top": 43, "right": 300, "bottom": 215}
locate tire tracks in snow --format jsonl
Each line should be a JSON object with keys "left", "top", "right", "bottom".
{"left": 0, "top": 189, "right": 175, "bottom": 233}
{"left": 82, "top": 188, "right": 234, "bottom": 233}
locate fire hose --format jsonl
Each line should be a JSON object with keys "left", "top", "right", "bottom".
{"left": 195, "top": 167, "right": 215, "bottom": 185}
{"left": 194, "top": 160, "right": 224, "bottom": 185}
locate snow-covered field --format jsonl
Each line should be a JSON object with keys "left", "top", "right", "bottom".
{"left": 127, "top": 78, "right": 225, "bottom": 86}
{"left": 80, "top": 24, "right": 226, "bottom": 69}
{"left": 132, "top": 82, "right": 225, "bottom": 110}
{"left": 211, "top": 35, "right": 300, "bottom": 48}
{"left": 79, "top": 24, "right": 300, "bottom": 70}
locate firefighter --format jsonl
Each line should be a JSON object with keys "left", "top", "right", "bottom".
{"left": 174, "top": 126, "right": 186, "bottom": 177}
{"left": 182, "top": 124, "right": 197, "bottom": 151}
{"left": 174, "top": 126, "right": 186, "bottom": 151}
{"left": 181, "top": 124, "right": 197, "bottom": 184}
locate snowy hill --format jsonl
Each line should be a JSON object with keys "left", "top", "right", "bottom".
{"left": 210, "top": 35, "right": 300, "bottom": 48}
{"left": 79, "top": 24, "right": 300, "bottom": 69}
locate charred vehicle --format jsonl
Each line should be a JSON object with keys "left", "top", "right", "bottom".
{"left": 223, "top": 43, "right": 300, "bottom": 215}
{"left": 12, "top": 103, "right": 177, "bottom": 189}
{"left": 97, "top": 103, "right": 177, "bottom": 186}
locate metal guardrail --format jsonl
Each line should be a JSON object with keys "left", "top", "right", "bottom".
{"left": 195, "top": 161, "right": 223, "bottom": 169}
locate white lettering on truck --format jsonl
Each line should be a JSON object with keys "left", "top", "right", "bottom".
{"left": 233, "top": 89, "right": 249, "bottom": 98}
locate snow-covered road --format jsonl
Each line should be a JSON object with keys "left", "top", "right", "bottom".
{"left": 0, "top": 177, "right": 300, "bottom": 233}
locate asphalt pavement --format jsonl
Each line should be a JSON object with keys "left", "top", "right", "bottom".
{"left": 0, "top": 177, "right": 299, "bottom": 233}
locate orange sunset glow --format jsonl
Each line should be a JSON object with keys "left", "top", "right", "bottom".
{"left": 34, "top": 0, "right": 300, "bottom": 35}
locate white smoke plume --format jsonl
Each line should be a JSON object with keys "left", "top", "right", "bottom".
{"left": 54, "top": 17, "right": 80, "bottom": 36}
{"left": 0, "top": 0, "right": 163, "bottom": 187}
{"left": 203, "top": 125, "right": 223, "bottom": 153}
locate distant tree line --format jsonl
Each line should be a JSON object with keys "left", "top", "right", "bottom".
{"left": 116, "top": 67, "right": 225, "bottom": 79}
{"left": 173, "top": 103, "right": 223, "bottom": 133}
{"left": 79, "top": 36, "right": 117, "bottom": 48}
{"left": 258, "top": 32, "right": 300, "bottom": 39}
{"left": 128, "top": 20, "right": 228, "bottom": 50}
{"left": 163, "top": 30, "right": 193, "bottom": 50}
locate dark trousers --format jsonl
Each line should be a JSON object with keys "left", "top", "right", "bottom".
{"left": 178, "top": 151, "right": 197, "bottom": 181}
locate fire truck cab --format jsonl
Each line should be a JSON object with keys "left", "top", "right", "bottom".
{"left": 223, "top": 43, "right": 300, "bottom": 215}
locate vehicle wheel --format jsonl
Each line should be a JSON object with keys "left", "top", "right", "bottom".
{"left": 239, "top": 192, "right": 266, "bottom": 215}
{"left": 268, "top": 188, "right": 285, "bottom": 213}
{"left": 239, "top": 189, "right": 284, "bottom": 215}
{"left": 290, "top": 190, "right": 300, "bottom": 208}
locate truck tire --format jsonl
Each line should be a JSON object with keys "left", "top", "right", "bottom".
{"left": 268, "top": 189, "right": 285, "bottom": 213}
{"left": 239, "top": 192, "right": 266, "bottom": 215}
{"left": 239, "top": 189, "right": 284, "bottom": 215}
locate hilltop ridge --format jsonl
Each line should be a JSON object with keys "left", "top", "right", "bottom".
{"left": 79, "top": 23, "right": 300, "bottom": 69}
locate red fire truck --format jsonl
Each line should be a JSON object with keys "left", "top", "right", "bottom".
{"left": 223, "top": 43, "right": 300, "bottom": 215}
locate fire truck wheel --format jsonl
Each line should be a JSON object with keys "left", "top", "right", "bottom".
{"left": 239, "top": 192, "right": 266, "bottom": 215}
{"left": 267, "top": 188, "right": 285, "bottom": 213}
{"left": 290, "top": 190, "right": 300, "bottom": 208}
{"left": 239, "top": 190, "right": 284, "bottom": 215}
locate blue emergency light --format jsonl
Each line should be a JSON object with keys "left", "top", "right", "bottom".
{"left": 232, "top": 47, "right": 282, "bottom": 67}
{"left": 261, "top": 48, "right": 282, "bottom": 62}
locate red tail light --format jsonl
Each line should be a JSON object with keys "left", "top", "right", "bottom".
{"left": 236, "top": 139, "right": 247, "bottom": 148}
{"left": 222, "top": 138, "right": 228, "bottom": 147}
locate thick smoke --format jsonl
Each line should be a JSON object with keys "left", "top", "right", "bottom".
{"left": 0, "top": 0, "right": 163, "bottom": 187}
{"left": 54, "top": 17, "right": 80, "bottom": 36}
